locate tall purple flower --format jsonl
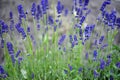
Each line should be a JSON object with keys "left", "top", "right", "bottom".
{"left": 10, "top": 54, "right": 15, "bottom": 64}
{"left": 16, "top": 50, "right": 21, "bottom": 58}
{"left": 41, "top": 0, "right": 49, "bottom": 14}
{"left": 100, "top": 59, "right": 105, "bottom": 70}
{"left": 58, "top": 34, "right": 66, "bottom": 45}
{"left": 15, "top": 23, "right": 26, "bottom": 39}
{"left": 36, "top": 5, "right": 42, "bottom": 20}
{"left": 93, "top": 70, "right": 99, "bottom": 78}
{"left": 116, "top": 18, "right": 120, "bottom": 28}
{"left": 17, "top": 4, "right": 26, "bottom": 19}
{"left": 0, "top": 66, "right": 8, "bottom": 79}
{"left": 48, "top": 15, "right": 54, "bottom": 25}
{"left": 68, "top": 64, "right": 73, "bottom": 71}
{"left": 56, "top": 1, "right": 64, "bottom": 16}
{"left": 7, "top": 42, "right": 14, "bottom": 55}
{"left": 31, "top": 3, "right": 36, "bottom": 17}
{"left": 9, "top": 11, "right": 13, "bottom": 19}
{"left": 0, "top": 20, "right": 8, "bottom": 34}
{"left": 100, "top": 0, "right": 111, "bottom": 12}
{"left": 99, "top": 36, "right": 104, "bottom": 44}
{"left": 78, "top": 67, "right": 82, "bottom": 74}
{"left": 84, "top": 0, "right": 89, "bottom": 6}
{"left": 93, "top": 50, "right": 98, "bottom": 60}
{"left": 116, "top": 62, "right": 120, "bottom": 68}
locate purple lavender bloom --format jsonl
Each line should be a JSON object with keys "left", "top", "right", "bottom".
{"left": 116, "top": 18, "right": 120, "bottom": 28}
{"left": 69, "top": 35, "right": 73, "bottom": 43}
{"left": 41, "top": 0, "right": 49, "bottom": 14}
{"left": 64, "top": 9, "right": 68, "bottom": 16}
{"left": 73, "top": 0, "right": 77, "bottom": 6}
{"left": 116, "top": 62, "right": 120, "bottom": 68}
{"left": 0, "top": 21, "right": 8, "bottom": 34}
{"left": 1, "top": 39, "right": 4, "bottom": 48}
{"left": 20, "top": 28, "right": 27, "bottom": 39}
{"left": 18, "top": 57, "right": 23, "bottom": 65}
{"left": 78, "top": 67, "right": 82, "bottom": 74}
{"left": 0, "top": 66, "right": 8, "bottom": 78}
{"left": 79, "top": 0, "right": 82, "bottom": 6}
{"left": 9, "top": 11, "right": 13, "bottom": 19}
{"left": 0, "top": 66, "right": 5, "bottom": 74}
{"left": 16, "top": 50, "right": 21, "bottom": 58}
{"left": 84, "top": 0, "right": 89, "bottom": 6}
{"left": 58, "top": 34, "right": 66, "bottom": 45}
{"left": 7, "top": 42, "right": 14, "bottom": 55}
{"left": 56, "top": 1, "right": 64, "bottom": 15}
{"left": 100, "top": 44, "right": 108, "bottom": 50}
{"left": 100, "top": 59, "right": 105, "bottom": 70}
{"left": 27, "top": 27, "right": 30, "bottom": 33}
{"left": 36, "top": 5, "right": 42, "bottom": 20}
{"left": 99, "top": 36, "right": 104, "bottom": 44}
{"left": 93, "top": 70, "right": 99, "bottom": 78}
{"left": 107, "top": 54, "right": 111, "bottom": 59}
{"left": 85, "top": 52, "right": 89, "bottom": 60}
{"left": 68, "top": 64, "right": 73, "bottom": 71}
{"left": 74, "top": 35, "right": 78, "bottom": 41}
{"left": 106, "top": 58, "right": 111, "bottom": 66}
{"left": 48, "top": 15, "right": 54, "bottom": 25}
{"left": 93, "top": 50, "right": 98, "bottom": 60}
{"left": 10, "top": 54, "right": 15, "bottom": 64}
{"left": 80, "top": 16, "right": 85, "bottom": 25}
{"left": 15, "top": 23, "right": 26, "bottom": 39}
{"left": 17, "top": 4, "right": 26, "bottom": 19}
{"left": 31, "top": 3, "right": 36, "bottom": 16}
{"left": 100, "top": 0, "right": 111, "bottom": 11}
{"left": 10, "top": 20, "right": 14, "bottom": 31}
{"left": 37, "top": 24, "right": 40, "bottom": 30}
{"left": 64, "top": 69, "right": 68, "bottom": 74}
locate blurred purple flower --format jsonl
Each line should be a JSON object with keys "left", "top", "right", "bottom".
{"left": 85, "top": 52, "right": 89, "bottom": 60}
{"left": 18, "top": 57, "right": 23, "bottom": 65}
{"left": 1, "top": 39, "right": 4, "bottom": 48}
{"left": 64, "top": 69, "right": 68, "bottom": 74}
{"left": 58, "top": 34, "right": 66, "bottom": 45}
{"left": 17, "top": 4, "right": 26, "bottom": 19}
{"left": 116, "top": 18, "right": 120, "bottom": 28}
{"left": 48, "top": 15, "right": 54, "bottom": 25}
{"left": 31, "top": 3, "right": 36, "bottom": 16}
{"left": 78, "top": 67, "right": 82, "bottom": 74}
{"left": 116, "top": 62, "right": 120, "bottom": 68}
{"left": 84, "top": 0, "right": 89, "bottom": 6}
{"left": 93, "top": 50, "right": 97, "bottom": 60}
{"left": 56, "top": 1, "right": 64, "bottom": 16}
{"left": 99, "top": 36, "right": 104, "bottom": 44}
{"left": 93, "top": 70, "right": 99, "bottom": 78}
{"left": 9, "top": 11, "right": 13, "bottom": 19}
{"left": 0, "top": 20, "right": 8, "bottom": 34}
{"left": 79, "top": 0, "right": 82, "bottom": 6}
{"left": 100, "top": 59, "right": 105, "bottom": 70}
{"left": 36, "top": 5, "right": 42, "bottom": 20}
{"left": 68, "top": 64, "right": 73, "bottom": 71}
{"left": 7, "top": 42, "right": 14, "bottom": 55}
{"left": 41, "top": 0, "right": 49, "bottom": 14}
{"left": 100, "top": 0, "right": 111, "bottom": 12}
{"left": 64, "top": 9, "right": 68, "bottom": 16}
{"left": 16, "top": 50, "right": 21, "bottom": 58}
{"left": 10, "top": 54, "right": 15, "bottom": 64}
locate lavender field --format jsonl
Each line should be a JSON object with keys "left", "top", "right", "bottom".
{"left": 0, "top": 0, "right": 120, "bottom": 79}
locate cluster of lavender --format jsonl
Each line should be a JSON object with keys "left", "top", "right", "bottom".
{"left": 0, "top": 0, "right": 120, "bottom": 79}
